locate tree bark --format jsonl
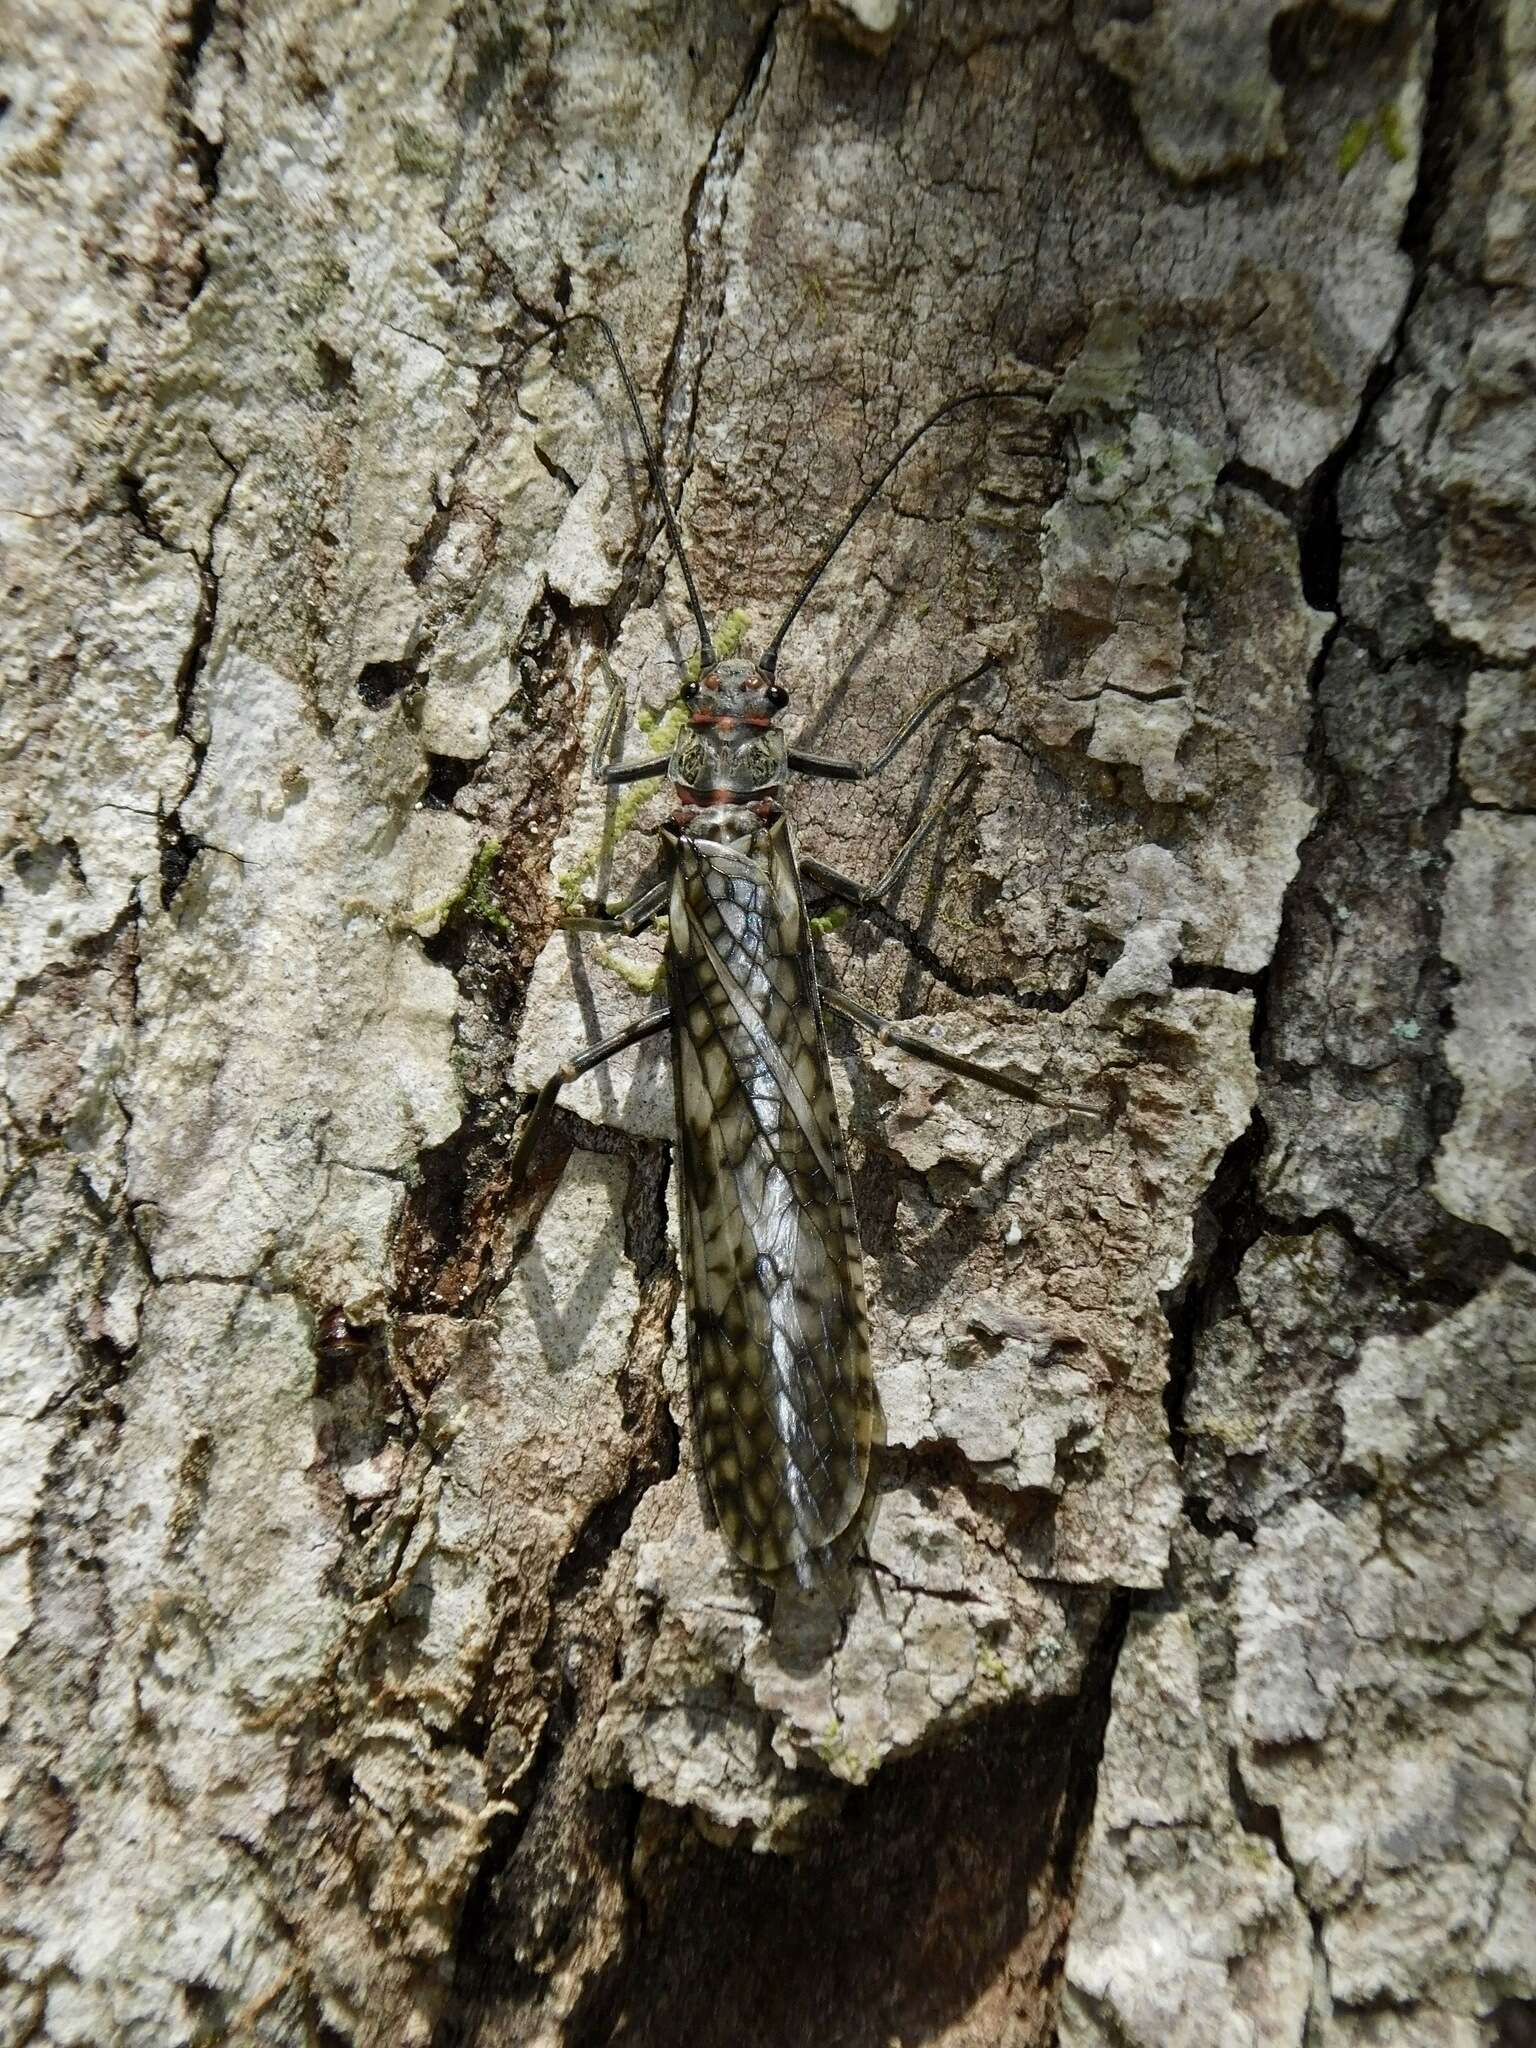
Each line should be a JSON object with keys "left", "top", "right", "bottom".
{"left": 2, "top": 2, "right": 1532, "bottom": 2044}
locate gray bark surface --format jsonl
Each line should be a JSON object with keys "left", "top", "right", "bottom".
{"left": 1, "top": 2, "right": 1531, "bottom": 2043}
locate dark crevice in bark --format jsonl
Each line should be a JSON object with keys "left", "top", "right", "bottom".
{"left": 1110, "top": 14, "right": 1526, "bottom": 2039}
{"left": 157, "top": 810, "right": 210, "bottom": 907}
{"left": 1161, "top": 1106, "right": 1270, "bottom": 1476}
{"left": 657, "top": 4, "right": 782, "bottom": 520}
{"left": 1403, "top": 0, "right": 1488, "bottom": 268}
{"left": 171, "top": 468, "right": 229, "bottom": 743}
{"left": 1217, "top": 457, "right": 1301, "bottom": 528}
{"left": 1160, "top": 0, "right": 1507, "bottom": 1478}
{"left": 1291, "top": 0, "right": 1490, "bottom": 625}
{"left": 1168, "top": 959, "right": 1262, "bottom": 996}
{"left": 171, "top": 0, "right": 227, "bottom": 304}
{"left": 1112, "top": 0, "right": 1515, "bottom": 1978}
{"left": 531, "top": 437, "right": 578, "bottom": 497}
{"left": 568, "top": 1607, "right": 1127, "bottom": 2048}
{"left": 119, "top": 468, "right": 180, "bottom": 554}
{"left": 355, "top": 656, "right": 420, "bottom": 710}
{"left": 158, "top": 462, "right": 230, "bottom": 902}
{"left": 1494, "top": 2000, "right": 1536, "bottom": 2047}
{"left": 391, "top": 604, "right": 591, "bottom": 1319}
{"left": 421, "top": 753, "right": 477, "bottom": 810}
{"left": 435, "top": 1201, "right": 680, "bottom": 2041}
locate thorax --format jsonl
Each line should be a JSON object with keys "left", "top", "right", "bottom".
{"left": 669, "top": 801, "right": 780, "bottom": 858}
{"left": 663, "top": 806, "right": 802, "bottom": 961}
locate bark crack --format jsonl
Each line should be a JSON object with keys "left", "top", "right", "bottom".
{"left": 657, "top": 6, "right": 782, "bottom": 543}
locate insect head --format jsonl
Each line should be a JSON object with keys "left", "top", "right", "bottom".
{"left": 670, "top": 656, "right": 789, "bottom": 802}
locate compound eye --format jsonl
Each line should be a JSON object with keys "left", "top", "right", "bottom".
{"left": 681, "top": 679, "right": 701, "bottom": 705}
{"left": 764, "top": 683, "right": 790, "bottom": 711}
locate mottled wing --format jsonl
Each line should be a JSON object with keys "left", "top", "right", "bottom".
{"left": 666, "top": 816, "right": 872, "bottom": 1577}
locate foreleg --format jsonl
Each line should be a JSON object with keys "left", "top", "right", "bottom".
{"left": 800, "top": 767, "right": 968, "bottom": 910}
{"left": 590, "top": 684, "right": 672, "bottom": 788}
{"left": 787, "top": 659, "right": 994, "bottom": 783}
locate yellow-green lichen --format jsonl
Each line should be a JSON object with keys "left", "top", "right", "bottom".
{"left": 392, "top": 116, "right": 457, "bottom": 177}
{"left": 976, "top": 1641, "right": 1008, "bottom": 1687}
{"left": 813, "top": 1720, "right": 846, "bottom": 1769}
{"left": 408, "top": 837, "right": 510, "bottom": 935}
{"left": 462, "top": 838, "right": 512, "bottom": 931}
{"left": 1083, "top": 437, "right": 1128, "bottom": 486}
{"left": 635, "top": 697, "right": 688, "bottom": 749}
{"left": 688, "top": 605, "right": 753, "bottom": 676}
{"left": 591, "top": 944, "right": 665, "bottom": 995}
{"left": 1338, "top": 114, "right": 1374, "bottom": 174}
{"left": 555, "top": 767, "right": 668, "bottom": 912}
{"left": 810, "top": 905, "right": 850, "bottom": 937}
{"left": 812, "top": 1720, "right": 875, "bottom": 1783}
{"left": 1050, "top": 305, "right": 1143, "bottom": 419}
{"left": 1339, "top": 104, "right": 1409, "bottom": 176}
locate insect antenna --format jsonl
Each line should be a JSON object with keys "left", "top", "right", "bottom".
{"left": 760, "top": 378, "right": 1053, "bottom": 676}
{"left": 556, "top": 310, "right": 716, "bottom": 668}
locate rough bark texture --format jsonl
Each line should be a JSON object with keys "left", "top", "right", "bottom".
{"left": 2, "top": 2, "right": 1532, "bottom": 2044}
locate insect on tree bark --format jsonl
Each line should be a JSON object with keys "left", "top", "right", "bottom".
{"left": 508, "top": 313, "right": 1099, "bottom": 1585}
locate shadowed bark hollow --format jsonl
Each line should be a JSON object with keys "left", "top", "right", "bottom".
{"left": 2, "top": 2, "right": 1533, "bottom": 2044}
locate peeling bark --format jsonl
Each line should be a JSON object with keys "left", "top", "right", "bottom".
{"left": 2, "top": 2, "right": 1532, "bottom": 2044}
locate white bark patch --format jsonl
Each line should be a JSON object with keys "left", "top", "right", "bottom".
{"left": 3, "top": 1283, "right": 340, "bottom": 2041}
{"left": 1062, "top": 1605, "right": 1313, "bottom": 2048}
{"left": 1234, "top": 1274, "right": 1536, "bottom": 2009}
{"left": 126, "top": 650, "right": 467, "bottom": 1307}
{"left": 1434, "top": 813, "right": 1536, "bottom": 1255}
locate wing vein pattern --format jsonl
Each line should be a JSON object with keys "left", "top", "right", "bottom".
{"left": 665, "top": 812, "right": 872, "bottom": 1576}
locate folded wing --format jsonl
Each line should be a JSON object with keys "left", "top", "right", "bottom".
{"left": 667, "top": 819, "right": 872, "bottom": 1577}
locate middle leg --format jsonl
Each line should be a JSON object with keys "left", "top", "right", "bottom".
{"left": 560, "top": 876, "right": 670, "bottom": 936}
{"left": 823, "top": 989, "right": 1099, "bottom": 1116}
{"left": 787, "top": 658, "right": 995, "bottom": 782}
{"left": 507, "top": 1005, "right": 673, "bottom": 1198}
{"left": 800, "top": 765, "right": 969, "bottom": 912}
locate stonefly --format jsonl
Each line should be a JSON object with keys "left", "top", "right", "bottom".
{"left": 508, "top": 312, "right": 1098, "bottom": 1586}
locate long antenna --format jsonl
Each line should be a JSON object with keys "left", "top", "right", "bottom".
{"left": 760, "top": 380, "right": 1052, "bottom": 676}
{"left": 556, "top": 310, "right": 716, "bottom": 667}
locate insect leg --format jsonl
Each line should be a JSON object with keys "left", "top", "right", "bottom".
{"left": 590, "top": 684, "right": 673, "bottom": 788}
{"left": 787, "top": 658, "right": 995, "bottom": 783}
{"left": 560, "top": 877, "right": 670, "bottom": 935}
{"left": 604, "top": 756, "right": 672, "bottom": 786}
{"left": 801, "top": 765, "right": 968, "bottom": 911}
{"left": 506, "top": 1006, "right": 673, "bottom": 1198}
{"left": 823, "top": 989, "right": 1099, "bottom": 1115}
